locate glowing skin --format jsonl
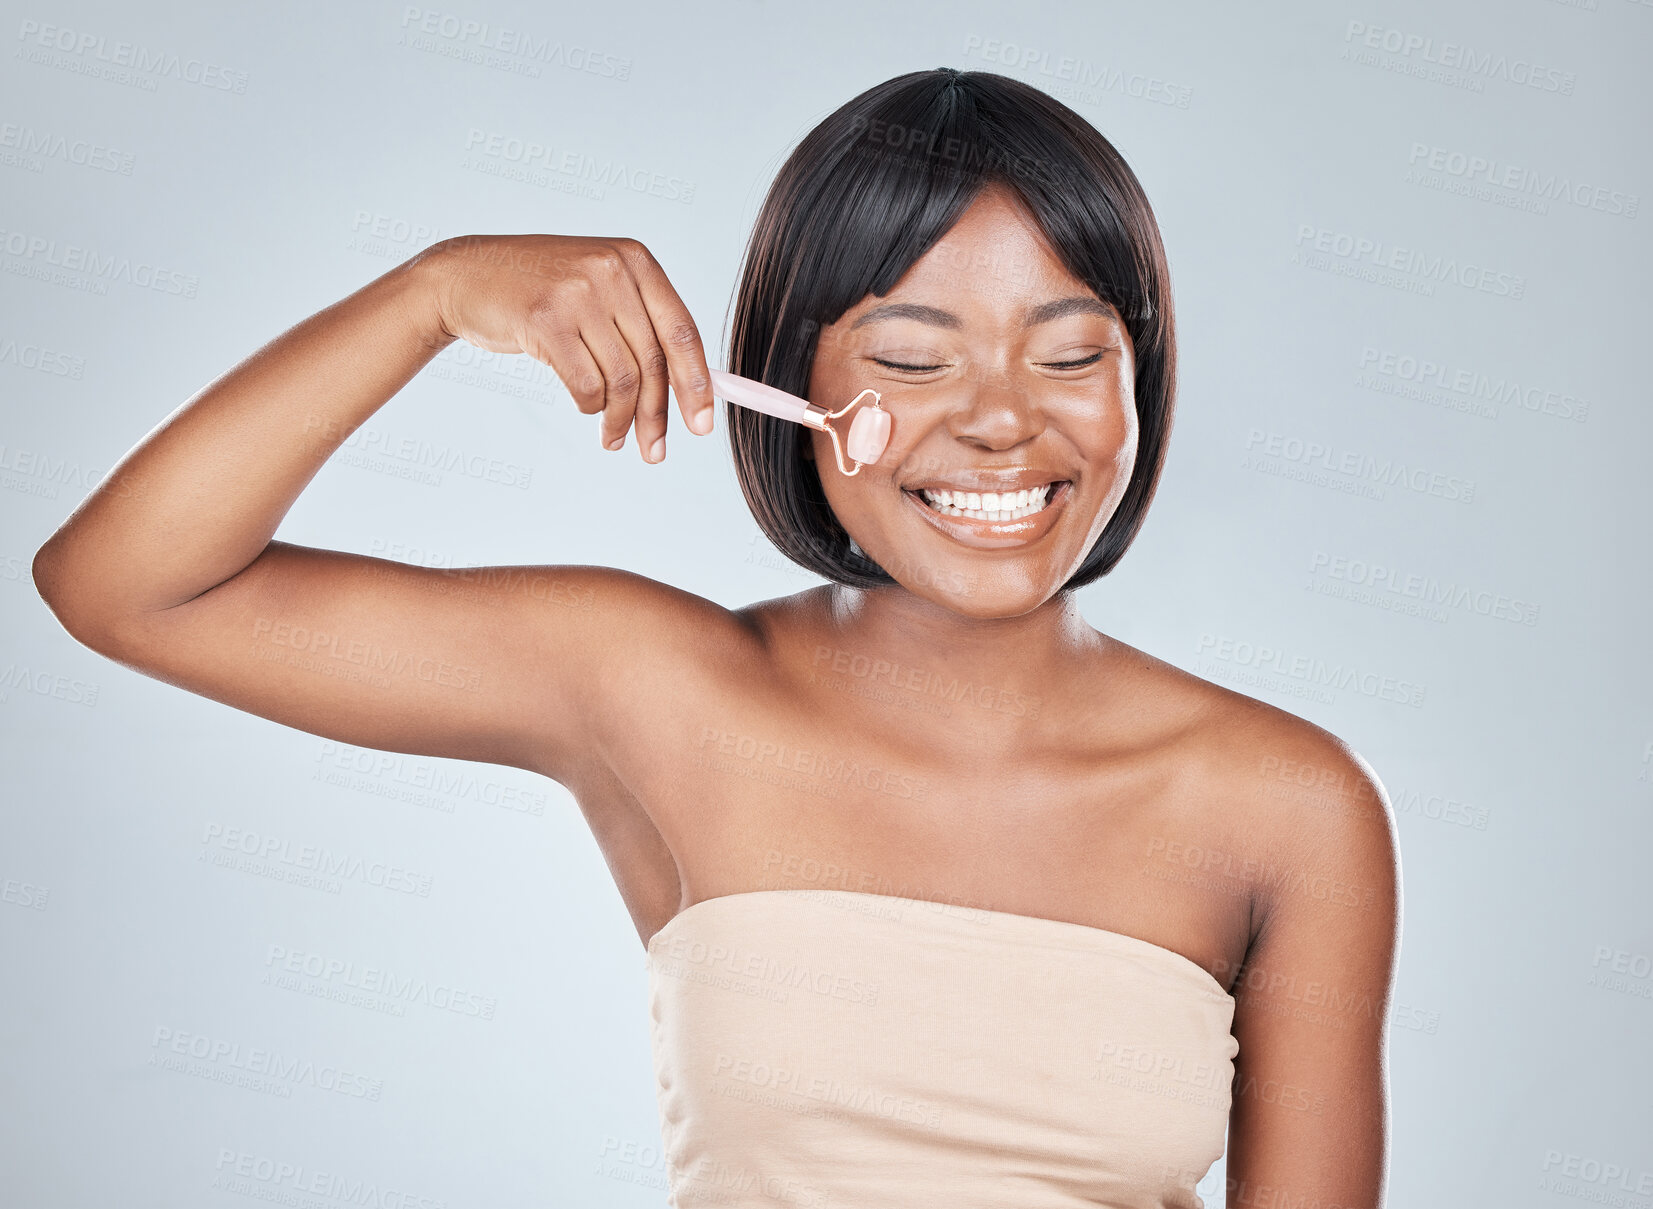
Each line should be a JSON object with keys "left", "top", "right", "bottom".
{"left": 29, "top": 202, "right": 1399, "bottom": 1202}
{"left": 797, "top": 182, "right": 1137, "bottom": 649}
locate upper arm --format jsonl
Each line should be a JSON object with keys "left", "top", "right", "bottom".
{"left": 1224, "top": 735, "right": 1402, "bottom": 1209}
{"left": 48, "top": 540, "right": 748, "bottom": 787}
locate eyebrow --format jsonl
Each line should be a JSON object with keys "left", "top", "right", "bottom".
{"left": 847, "top": 296, "right": 1119, "bottom": 331}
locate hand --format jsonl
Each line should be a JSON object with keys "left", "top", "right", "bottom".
{"left": 423, "top": 233, "right": 715, "bottom": 462}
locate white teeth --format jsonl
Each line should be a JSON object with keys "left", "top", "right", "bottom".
{"left": 916, "top": 483, "right": 1058, "bottom": 522}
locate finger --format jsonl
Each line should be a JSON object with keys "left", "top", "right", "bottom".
{"left": 617, "top": 241, "right": 715, "bottom": 436}
{"left": 579, "top": 318, "right": 643, "bottom": 453}
{"left": 527, "top": 321, "right": 607, "bottom": 420}
{"left": 609, "top": 283, "right": 672, "bottom": 463}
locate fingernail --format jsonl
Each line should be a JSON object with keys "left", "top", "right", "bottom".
{"left": 604, "top": 436, "right": 623, "bottom": 451}
{"left": 691, "top": 407, "right": 713, "bottom": 435}
{"left": 649, "top": 437, "right": 665, "bottom": 462}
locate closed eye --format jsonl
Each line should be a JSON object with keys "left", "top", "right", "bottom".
{"left": 871, "top": 352, "right": 1105, "bottom": 373}
{"left": 871, "top": 358, "right": 946, "bottom": 373}
{"left": 1043, "top": 351, "right": 1105, "bottom": 370}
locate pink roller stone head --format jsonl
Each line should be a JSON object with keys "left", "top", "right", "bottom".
{"left": 846, "top": 405, "right": 891, "bottom": 465}
{"left": 708, "top": 369, "right": 891, "bottom": 476}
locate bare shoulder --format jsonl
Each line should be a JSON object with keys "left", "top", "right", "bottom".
{"left": 1107, "top": 631, "right": 1401, "bottom": 927}
{"left": 1203, "top": 683, "right": 1399, "bottom": 915}
{"left": 566, "top": 564, "right": 763, "bottom": 650}
{"left": 536, "top": 564, "right": 774, "bottom": 706}
{"left": 495, "top": 563, "right": 768, "bottom": 782}
{"left": 1125, "top": 640, "right": 1395, "bottom": 859}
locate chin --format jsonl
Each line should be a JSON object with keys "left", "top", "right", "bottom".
{"left": 877, "top": 556, "right": 1068, "bottom": 619}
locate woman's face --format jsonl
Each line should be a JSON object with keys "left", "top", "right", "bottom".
{"left": 806, "top": 182, "right": 1139, "bottom": 619}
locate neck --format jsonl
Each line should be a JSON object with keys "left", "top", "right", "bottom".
{"left": 815, "top": 582, "right": 1102, "bottom": 734}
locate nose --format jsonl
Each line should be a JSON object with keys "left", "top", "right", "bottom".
{"left": 944, "top": 367, "right": 1047, "bottom": 451}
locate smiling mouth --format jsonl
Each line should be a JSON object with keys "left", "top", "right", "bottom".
{"left": 906, "top": 481, "right": 1070, "bottom": 524}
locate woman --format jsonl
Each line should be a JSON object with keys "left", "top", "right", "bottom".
{"left": 33, "top": 68, "right": 1399, "bottom": 1209}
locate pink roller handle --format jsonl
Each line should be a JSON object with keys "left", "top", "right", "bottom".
{"left": 708, "top": 369, "right": 890, "bottom": 471}
{"left": 708, "top": 369, "right": 810, "bottom": 424}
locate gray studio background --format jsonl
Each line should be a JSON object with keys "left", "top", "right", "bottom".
{"left": 3, "top": 1, "right": 1649, "bottom": 1206}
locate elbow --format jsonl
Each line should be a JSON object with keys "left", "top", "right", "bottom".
{"left": 31, "top": 534, "right": 69, "bottom": 612}
{"left": 31, "top": 536, "right": 110, "bottom": 651}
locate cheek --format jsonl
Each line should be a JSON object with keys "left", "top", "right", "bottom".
{"left": 810, "top": 433, "right": 855, "bottom": 506}
{"left": 1095, "top": 414, "right": 1140, "bottom": 510}
{"left": 1060, "top": 395, "right": 1137, "bottom": 493}
{"left": 813, "top": 443, "right": 893, "bottom": 529}
{"left": 1092, "top": 391, "right": 1137, "bottom": 455}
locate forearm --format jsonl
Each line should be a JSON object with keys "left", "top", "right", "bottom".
{"left": 33, "top": 245, "right": 458, "bottom": 633}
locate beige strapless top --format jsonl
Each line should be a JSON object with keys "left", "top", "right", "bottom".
{"left": 645, "top": 888, "right": 1239, "bottom": 1209}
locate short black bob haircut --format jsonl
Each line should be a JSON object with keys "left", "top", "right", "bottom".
{"left": 725, "top": 66, "right": 1178, "bottom": 592}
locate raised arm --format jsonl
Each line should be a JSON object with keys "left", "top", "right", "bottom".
{"left": 30, "top": 234, "right": 734, "bottom": 787}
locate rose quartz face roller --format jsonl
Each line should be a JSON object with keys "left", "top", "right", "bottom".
{"left": 708, "top": 369, "right": 891, "bottom": 476}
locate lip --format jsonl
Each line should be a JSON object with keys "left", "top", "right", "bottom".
{"left": 901, "top": 480, "right": 1072, "bottom": 550}
{"left": 903, "top": 471, "right": 1066, "bottom": 494}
